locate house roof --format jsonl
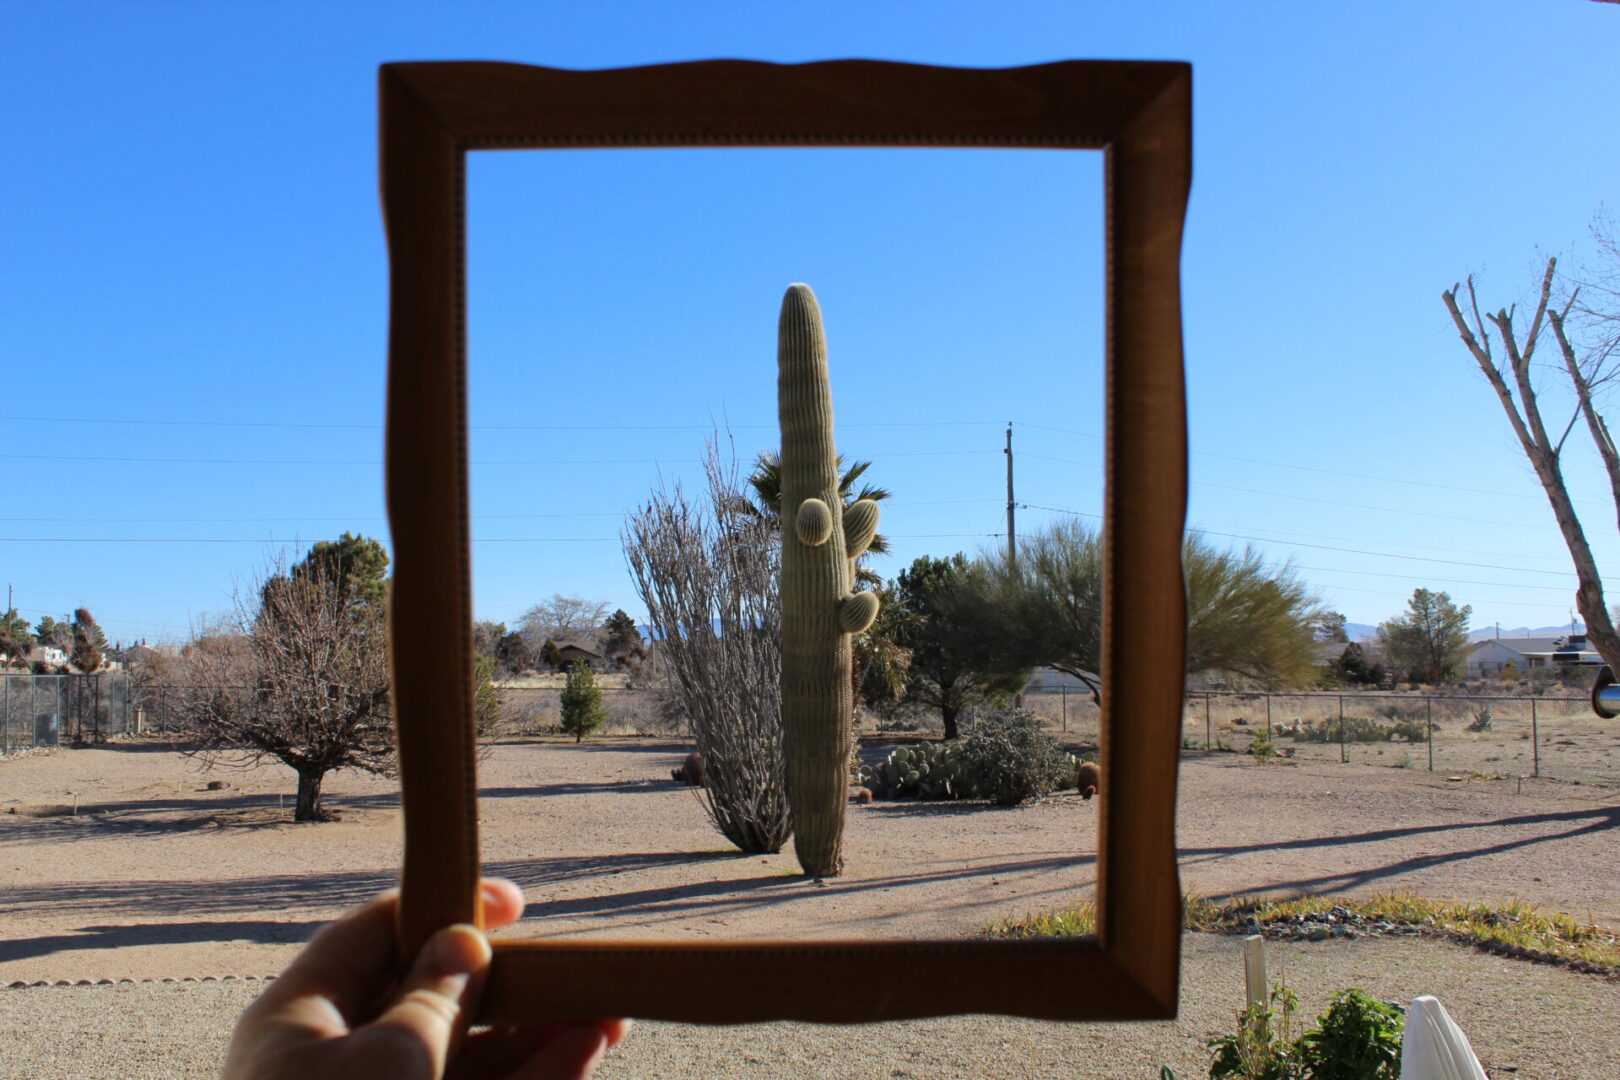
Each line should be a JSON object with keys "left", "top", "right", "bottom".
{"left": 555, "top": 642, "right": 603, "bottom": 658}
{"left": 1470, "top": 636, "right": 1598, "bottom": 658}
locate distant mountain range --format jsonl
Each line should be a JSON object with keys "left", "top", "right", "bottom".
{"left": 1332, "top": 622, "right": 1587, "bottom": 644}
{"left": 1466, "top": 622, "right": 1586, "bottom": 642}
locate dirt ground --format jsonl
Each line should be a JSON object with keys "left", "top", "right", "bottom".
{"left": 2, "top": 737, "right": 1618, "bottom": 1077}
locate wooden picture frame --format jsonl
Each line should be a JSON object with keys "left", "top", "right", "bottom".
{"left": 380, "top": 58, "right": 1190, "bottom": 1026}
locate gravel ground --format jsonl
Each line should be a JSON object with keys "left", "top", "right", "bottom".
{"left": 2, "top": 933, "right": 1616, "bottom": 1079}
{"left": 2, "top": 738, "right": 1618, "bottom": 1078}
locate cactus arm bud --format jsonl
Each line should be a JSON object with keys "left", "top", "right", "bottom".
{"left": 795, "top": 497, "right": 834, "bottom": 547}
{"left": 838, "top": 591, "right": 880, "bottom": 634}
{"left": 843, "top": 498, "right": 880, "bottom": 560}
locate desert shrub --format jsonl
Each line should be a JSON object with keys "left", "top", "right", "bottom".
{"left": 1389, "top": 718, "right": 1429, "bottom": 742}
{"left": 1465, "top": 708, "right": 1493, "bottom": 733}
{"left": 1249, "top": 734, "right": 1278, "bottom": 761}
{"left": 1208, "top": 983, "right": 1404, "bottom": 1080}
{"left": 1292, "top": 716, "right": 1388, "bottom": 743}
{"left": 1208, "top": 984, "right": 1301, "bottom": 1080}
{"left": 1294, "top": 990, "right": 1405, "bottom": 1080}
{"left": 958, "top": 706, "right": 1072, "bottom": 806}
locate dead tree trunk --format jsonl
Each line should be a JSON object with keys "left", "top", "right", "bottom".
{"left": 1443, "top": 260, "right": 1620, "bottom": 672}
{"left": 294, "top": 766, "right": 331, "bottom": 822}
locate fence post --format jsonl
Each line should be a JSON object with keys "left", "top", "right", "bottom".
{"left": 1264, "top": 693, "right": 1272, "bottom": 741}
{"left": 1061, "top": 685, "right": 1067, "bottom": 733}
{"left": 1426, "top": 697, "right": 1433, "bottom": 772}
{"left": 2, "top": 676, "right": 9, "bottom": 756}
{"left": 1338, "top": 695, "right": 1346, "bottom": 763}
{"left": 1205, "top": 694, "right": 1212, "bottom": 750}
{"left": 1531, "top": 697, "right": 1540, "bottom": 778}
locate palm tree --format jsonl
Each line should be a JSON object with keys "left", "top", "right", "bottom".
{"left": 741, "top": 452, "right": 891, "bottom": 580}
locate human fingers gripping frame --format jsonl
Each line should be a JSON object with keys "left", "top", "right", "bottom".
{"left": 381, "top": 57, "right": 1190, "bottom": 1026}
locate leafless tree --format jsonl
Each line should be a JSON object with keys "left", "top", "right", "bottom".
{"left": 518, "top": 594, "right": 612, "bottom": 647}
{"left": 623, "top": 439, "right": 791, "bottom": 854}
{"left": 1444, "top": 223, "right": 1620, "bottom": 672}
{"left": 176, "top": 561, "right": 393, "bottom": 822}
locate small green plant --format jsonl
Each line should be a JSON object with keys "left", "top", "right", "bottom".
{"left": 983, "top": 901, "right": 1097, "bottom": 938}
{"left": 1208, "top": 984, "right": 1404, "bottom": 1080}
{"left": 558, "top": 660, "right": 606, "bottom": 742}
{"left": 1249, "top": 734, "right": 1278, "bottom": 761}
{"left": 1208, "top": 983, "right": 1301, "bottom": 1080}
{"left": 1294, "top": 990, "right": 1405, "bottom": 1080}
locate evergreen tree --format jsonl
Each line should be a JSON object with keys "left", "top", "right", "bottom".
{"left": 1379, "top": 588, "right": 1472, "bottom": 684}
{"left": 887, "top": 553, "right": 1026, "bottom": 739}
{"left": 0, "top": 609, "right": 33, "bottom": 668}
{"left": 541, "top": 638, "right": 565, "bottom": 672}
{"left": 291, "top": 532, "right": 389, "bottom": 612}
{"left": 473, "top": 653, "right": 503, "bottom": 737}
{"left": 34, "top": 615, "right": 73, "bottom": 652}
{"left": 601, "top": 609, "right": 646, "bottom": 670}
{"left": 472, "top": 620, "right": 507, "bottom": 660}
{"left": 71, "top": 608, "right": 106, "bottom": 674}
{"left": 559, "top": 659, "right": 606, "bottom": 742}
{"left": 495, "top": 630, "right": 533, "bottom": 675}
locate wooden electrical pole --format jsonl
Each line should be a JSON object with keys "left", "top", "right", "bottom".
{"left": 1005, "top": 423, "right": 1016, "bottom": 562}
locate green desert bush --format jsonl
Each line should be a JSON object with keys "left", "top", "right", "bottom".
{"left": 959, "top": 706, "right": 1073, "bottom": 806}
{"left": 859, "top": 708, "right": 1076, "bottom": 805}
{"left": 1208, "top": 984, "right": 1404, "bottom": 1080}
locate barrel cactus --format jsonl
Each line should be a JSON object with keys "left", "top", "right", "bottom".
{"left": 778, "top": 283, "right": 881, "bottom": 878}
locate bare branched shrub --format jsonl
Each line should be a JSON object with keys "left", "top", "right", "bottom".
{"left": 624, "top": 439, "right": 790, "bottom": 854}
{"left": 176, "top": 559, "right": 392, "bottom": 822}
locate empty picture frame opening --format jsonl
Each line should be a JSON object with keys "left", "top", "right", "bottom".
{"left": 462, "top": 145, "right": 1107, "bottom": 946}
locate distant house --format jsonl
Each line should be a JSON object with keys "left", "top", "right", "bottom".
{"left": 1465, "top": 634, "right": 1601, "bottom": 677}
{"left": 555, "top": 643, "right": 605, "bottom": 671}
{"left": 24, "top": 645, "right": 70, "bottom": 669}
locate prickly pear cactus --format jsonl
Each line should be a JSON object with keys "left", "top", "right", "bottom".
{"left": 858, "top": 741, "right": 978, "bottom": 801}
{"left": 778, "top": 283, "right": 881, "bottom": 878}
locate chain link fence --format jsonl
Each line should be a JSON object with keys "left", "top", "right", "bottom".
{"left": 878, "top": 687, "right": 1617, "bottom": 787}
{"left": 1179, "top": 690, "right": 1616, "bottom": 785}
{"left": 7, "top": 676, "right": 1613, "bottom": 785}
{"left": 491, "top": 685, "right": 678, "bottom": 737}
{"left": 0, "top": 674, "right": 137, "bottom": 753}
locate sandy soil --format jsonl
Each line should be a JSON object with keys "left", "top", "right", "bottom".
{"left": 2, "top": 738, "right": 1617, "bottom": 1077}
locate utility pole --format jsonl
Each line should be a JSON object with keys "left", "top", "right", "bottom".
{"left": 1004, "top": 422, "right": 1016, "bottom": 562}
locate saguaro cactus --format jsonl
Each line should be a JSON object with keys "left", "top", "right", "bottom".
{"left": 777, "top": 283, "right": 881, "bottom": 878}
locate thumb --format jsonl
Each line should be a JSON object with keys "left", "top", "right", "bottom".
{"left": 344, "top": 923, "right": 491, "bottom": 1079}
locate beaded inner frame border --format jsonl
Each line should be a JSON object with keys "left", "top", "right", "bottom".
{"left": 380, "top": 58, "right": 1190, "bottom": 1026}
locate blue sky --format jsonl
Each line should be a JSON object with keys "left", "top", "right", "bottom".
{"left": 5, "top": 1, "right": 1619, "bottom": 647}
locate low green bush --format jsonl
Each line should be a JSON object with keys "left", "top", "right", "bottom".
{"left": 1208, "top": 984, "right": 1404, "bottom": 1080}
{"left": 959, "top": 707, "right": 1073, "bottom": 806}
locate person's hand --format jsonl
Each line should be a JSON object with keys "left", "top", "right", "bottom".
{"left": 224, "top": 878, "right": 630, "bottom": 1080}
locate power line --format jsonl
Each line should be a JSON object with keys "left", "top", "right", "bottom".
{"left": 1, "top": 414, "right": 1000, "bottom": 433}
{"left": 1015, "top": 501, "right": 1580, "bottom": 581}
{"left": 1009, "top": 419, "right": 1597, "bottom": 507}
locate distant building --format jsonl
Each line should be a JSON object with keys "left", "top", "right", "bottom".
{"left": 1465, "top": 634, "right": 1601, "bottom": 677}
{"left": 555, "top": 643, "right": 605, "bottom": 671}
